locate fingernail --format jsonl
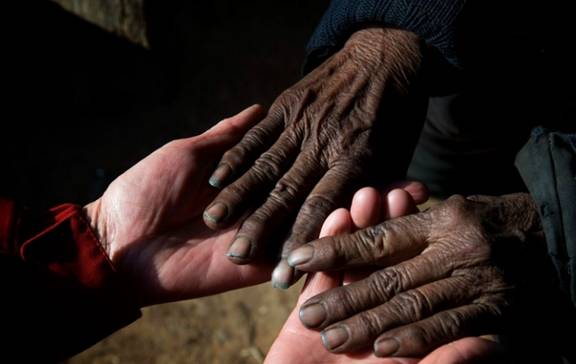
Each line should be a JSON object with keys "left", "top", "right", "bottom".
{"left": 271, "top": 260, "right": 294, "bottom": 289}
{"left": 287, "top": 245, "right": 314, "bottom": 267}
{"left": 299, "top": 303, "right": 326, "bottom": 328}
{"left": 321, "top": 326, "right": 349, "bottom": 351}
{"left": 374, "top": 338, "right": 399, "bottom": 357}
{"left": 208, "top": 164, "right": 231, "bottom": 188}
{"left": 203, "top": 203, "right": 228, "bottom": 224}
{"left": 226, "top": 236, "right": 252, "bottom": 259}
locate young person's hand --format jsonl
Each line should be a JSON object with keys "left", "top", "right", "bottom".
{"left": 85, "top": 105, "right": 274, "bottom": 306}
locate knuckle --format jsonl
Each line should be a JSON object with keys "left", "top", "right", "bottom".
{"left": 392, "top": 289, "right": 433, "bottom": 320}
{"left": 220, "top": 147, "right": 244, "bottom": 165}
{"left": 247, "top": 124, "right": 276, "bottom": 143}
{"left": 355, "top": 311, "right": 387, "bottom": 338}
{"left": 326, "top": 287, "right": 367, "bottom": 319}
{"left": 219, "top": 177, "right": 261, "bottom": 204}
{"left": 446, "top": 194, "right": 468, "bottom": 204}
{"left": 273, "top": 90, "right": 301, "bottom": 117}
{"left": 465, "top": 194, "right": 485, "bottom": 202}
{"left": 475, "top": 295, "right": 510, "bottom": 318}
{"left": 402, "top": 324, "right": 433, "bottom": 350}
{"left": 239, "top": 213, "right": 267, "bottom": 233}
{"left": 300, "top": 194, "right": 336, "bottom": 218}
{"left": 275, "top": 87, "right": 321, "bottom": 127}
{"left": 367, "top": 268, "right": 406, "bottom": 302}
{"left": 277, "top": 87, "right": 301, "bottom": 102}
{"left": 252, "top": 152, "right": 283, "bottom": 180}
{"left": 350, "top": 232, "right": 381, "bottom": 262}
{"left": 327, "top": 226, "right": 383, "bottom": 265}
{"left": 441, "top": 196, "right": 486, "bottom": 232}
{"left": 433, "top": 195, "right": 491, "bottom": 250}
{"left": 442, "top": 310, "right": 467, "bottom": 337}
{"left": 221, "top": 179, "right": 249, "bottom": 198}
{"left": 366, "top": 224, "right": 392, "bottom": 260}
{"left": 442, "top": 194, "right": 471, "bottom": 217}
{"left": 270, "top": 179, "right": 300, "bottom": 205}
{"left": 233, "top": 125, "right": 277, "bottom": 158}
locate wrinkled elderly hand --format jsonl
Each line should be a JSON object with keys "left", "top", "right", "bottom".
{"left": 266, "top": 186, "right": 424, "bottom": 364}
{"left": 203, "top": 27, "right": 427, "bottom": 288}
{"left": 268, "top": 187, "right": 509, "bottom": 364}
{"left": 287, "top": 193, "right": 544, "bottom": 357}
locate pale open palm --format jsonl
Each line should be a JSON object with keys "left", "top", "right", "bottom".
{"left": 85, "top": 105, "right": 272, "bottom": 306}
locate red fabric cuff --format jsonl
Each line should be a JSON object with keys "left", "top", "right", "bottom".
{"left": 0, "top": 197, "right": 16, "bottom": 253}
{"left": 0, "top": 198, "right": 141, "bottom": 361}
{"left": 20, "top": 203, "right": 123, "bottom": 292}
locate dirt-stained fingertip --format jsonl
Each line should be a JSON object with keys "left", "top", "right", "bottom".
{"left": 286, "top": 245, "right": 314, "bottom": 268}
{"left": 374, "top": 337, "right": 400, "bottom": 357}
{"left": 208, "top": 163, "right": 232, "bottom": 189}
{"left": 271, "top": 260, "right": 295, "bottom": 289}
{"left": 225, "top": 236, "right": 253, "bottom": 264}
{"left": 298, "top": 302, "right": 326, "bottom": 328}
{"left": 320, "top": 326, "right": 349, "bottom": 351}
{"left": 203, "top": 202, "right": 229, "bottom": 226}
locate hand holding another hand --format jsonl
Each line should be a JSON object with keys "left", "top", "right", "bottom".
{"left": 268, "top": 188, "right": 510, "bottom": 363}
{"left": 84, "top": 105, "right": 273, "bottom": 307}
{"left": 288, "top": 193, "right": 543, "bottom": 357}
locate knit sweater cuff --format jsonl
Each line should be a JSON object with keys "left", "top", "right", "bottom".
{"left": 305, "top": 0, "right": 466, "bottom": 73}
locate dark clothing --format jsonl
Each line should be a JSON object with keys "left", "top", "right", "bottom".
{"left": 516, "top": 128, "right": 576, "bottom": 306}
{"left": 0, "top": 198, "right": 141, "bottom": 362}
{"left": 508, "top": 129, "right": 576, "bottom": 364}
{"left": 305, "top": 0, "right": 465, "bottom": 69}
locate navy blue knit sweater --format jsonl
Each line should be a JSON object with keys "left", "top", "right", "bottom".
{"left": 305, "top": 0, "right": 466, "bottom": 71}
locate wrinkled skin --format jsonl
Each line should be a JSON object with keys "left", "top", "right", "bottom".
{"left": 287, "top": 193, "right": 545, "bottom": 357}
{"left": 267, "top": 188, "right": 509, "bottom": 364}
{"left": 266, "top": 187, "right": 417, "bottom": 364}
{"left": 84, "top": 105, "right": 273, "bottom": 307}
{"left": 270, "top": 274, "right": 506, "bottom": 364}
{"left": 202, "top": 27, "right": 427, "bottom": 289}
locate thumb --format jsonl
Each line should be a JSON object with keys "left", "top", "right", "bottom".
{"left": 185, "top": 104, "right": 264, "bottom": 152}
{"left": 206, "top": 104, "right": 264, "bottom": 136}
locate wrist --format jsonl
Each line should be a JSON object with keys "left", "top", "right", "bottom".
{"left": 342, "top": 28, "right": 425, "bottom": 90}
{"left": 501, "top": 192, "right": 543, "bottom": 234}
{"left": 83, "top": 199, "right": 112, "bottom": 260}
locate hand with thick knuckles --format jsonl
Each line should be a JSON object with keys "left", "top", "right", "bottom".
{"left": 287, "top": 193, "right": 544, "bottom": 357}
{"left": 203, "top": 27, "right": 427, "bottom": 288}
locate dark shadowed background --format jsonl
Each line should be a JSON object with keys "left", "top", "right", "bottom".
{"left": 2, "top": 1, "right": 328, "bottom": 362}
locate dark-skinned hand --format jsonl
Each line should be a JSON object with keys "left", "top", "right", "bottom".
{"left": 268, "top": 187, "right": 509, "bottom": 364}
{"left": 266, "top": 186, "right": 424, "bottom": 364}
{"left": 203, "top": 27, "right": 428, "bottom": 289}
{"left": 286, "top": 193, "right": 544, "bottom": 357}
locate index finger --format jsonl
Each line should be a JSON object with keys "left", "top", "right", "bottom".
{"left": 287, "top": 211, "right": 431, "bottom": 272}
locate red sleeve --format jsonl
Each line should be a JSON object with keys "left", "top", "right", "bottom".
{"left": 0, "top": 197, "right": 141, "bottom": 362}
{"left": 0, "top": 197, "right": 16, "bottom": 250}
